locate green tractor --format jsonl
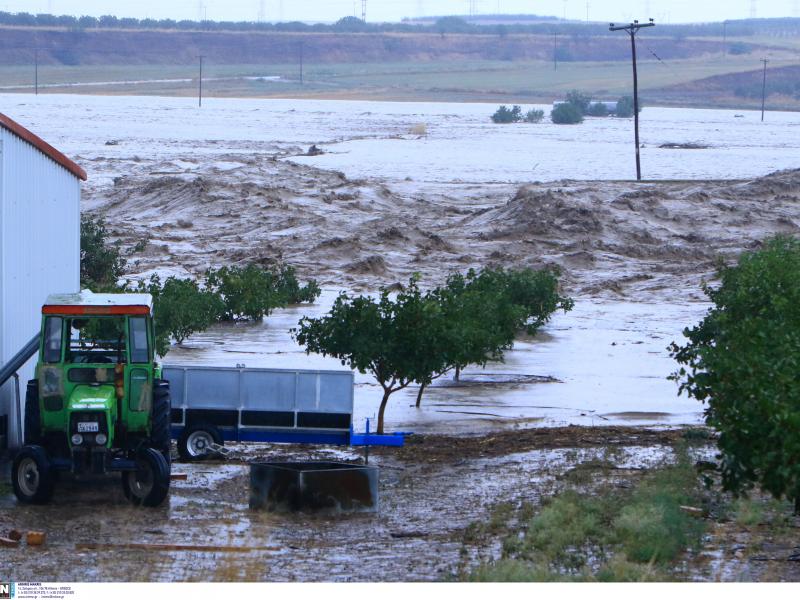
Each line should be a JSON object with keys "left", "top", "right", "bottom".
{"left": 12, "top": 291, "right": 172, "bottom": 507}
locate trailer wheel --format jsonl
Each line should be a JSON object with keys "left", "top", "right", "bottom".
{"left": 24, "top": 380, "right": 41, "bottom": 445}
{"left": 151, "top": 379, "right": 172, "bottom": 465}
{"left": 121, "top": 447, "right": 170, "bottom": 507}
{"left": 12, "top": 445, "right": 55, "bottom": 504}
{"left": 177, "top": 424, "right": 222, "bottom": 461}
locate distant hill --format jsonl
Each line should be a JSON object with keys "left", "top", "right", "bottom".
{"left": 0, "top": 26, "right": 738, "bottom": 66}
{"left": 655, "top": 65, "right": 800, "bottom": 110}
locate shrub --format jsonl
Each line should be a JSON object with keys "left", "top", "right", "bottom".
{"left": 614, "top": 95, "right": 639, "bottom": 118}
{"left": 551, "top": 103, "right": 584, "bottom": 124}
{"left": 671, "top": 236, "right": 800, "bottom": 514}
{"left": 491, "top": 105, "right": 522, "bottom": 124}
{"left": 274, "top": 265, "right": 322, "bottom": 304}
{"left": 205, "top": 264, "right": 283, "bottom": 322}
{"left": 565, "top": 90, "right": 591, "bottom": 114}
{"left": 135, "top": 274, "right": 224, "bottom": 356}
{"left": 80, "top": 215, "right": 126, "bottom": 289}
{"left": 586, "top": 102, "right": 609, "bottom": 117}
{"left": 524, "top": 109, "right": 545, "bottom": 123}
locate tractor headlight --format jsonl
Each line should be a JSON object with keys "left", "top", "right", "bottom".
{"left": 71, "top": 433, "right": 83, "bottom": 446}
{"left": 95, "top": 433, "right": 108, "bottom": 445}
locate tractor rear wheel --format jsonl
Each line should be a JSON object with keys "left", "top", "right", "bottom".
{"left": 121, "top": 447, "right": 170, "bottom": 507}
{"left": 24, "top": 380, "right": 41, "bottom": 445}
{"left": 151, "top": 379, "right": 172, "bottom": 466}
{"left": 12, "top": 445, "right": 55, "bottom": 504}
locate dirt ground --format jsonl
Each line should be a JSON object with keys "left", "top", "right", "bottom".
{"left": 87, "top": 152, "right": 800, "bottom": 302}
{"left": 1, "top": 427, "right": 798, "bottom": 582}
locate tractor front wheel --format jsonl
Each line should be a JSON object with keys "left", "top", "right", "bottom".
{"left": 121, "top": 448, "right": 170, "bottom": 507}
{"left": 12, "top": 445, "right": 55, "bottom": 504}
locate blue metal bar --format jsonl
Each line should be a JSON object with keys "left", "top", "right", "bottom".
{"left": 0, "top": 333, "right": 39, "bottom": 388}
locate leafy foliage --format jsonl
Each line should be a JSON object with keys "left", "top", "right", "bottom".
{"left": 134, "top": 275, "right": 224, "bottom": 356}
{"left": 80, "top": 215, "right": 126, "bottom": 289}
{"left": 586, "top": 102, "right": 609, "bottom": 117}
{"left": 551, "top": 103, "right": 584, "bottom": 124}
{"left": 671, "top": 236, "right": 800, "bottom": 511}
{"left": 294, "top": 279, "right": 445, "bottom": 432}
{"left": 614, "top": 95, "right": 639, "bottom": 118}
{"left": 491, "top": 105, "right": 523, "bottom": 124}
{"left": 294, "top": 267, "right": 572, "bottom": 431}
{"left": 205, "top": 264, "right": 320, "bottom": 321}
{"left": 524, "top": 109, "right": 545, "bottom": 123}
{"left": 565, "top": 90, "right": 592, "bottom": 114}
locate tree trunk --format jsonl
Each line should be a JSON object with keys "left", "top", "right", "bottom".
{"left": 795, "top": 496, "right": 800, "bottom": 516}
{"left": 377, "top": 389, "right": 391, "bottom": 434}
{"left": 415, "top": 383, "right": 427, "bottom": 408}
{"left": 454, "top": 365, "right": 461, "bottom": 382}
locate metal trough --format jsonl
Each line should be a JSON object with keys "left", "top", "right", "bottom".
{"left": 249, "top": 461, "right": 378, "bottom": 512}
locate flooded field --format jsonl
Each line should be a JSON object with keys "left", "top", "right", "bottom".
{"left": 166, "top": 292, "right": 706, "bottom": 434}
{"left": 1, "top": 93, "right": 799, "bottom": 581}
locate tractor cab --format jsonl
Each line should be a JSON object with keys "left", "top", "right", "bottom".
{"left": 12, "top": 291, "right": 171, "bottom": 507}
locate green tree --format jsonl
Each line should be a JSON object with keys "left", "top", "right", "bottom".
{"left": 586, "top": 102, "right": 609, "bottom": 117}
{"left": 524, "top": 109, "right": 545, "bottom": 123}
{"left": 614, "top": 96, "right": 640, "bottom": 118}
{"left": 205, "top": 264, "right": 282, "bottom": 321}
{"left": 565, "top": 90, "right": 592, "bottom": 114}
{"left": 670, "top": 236, "right": 800, "bottom": 514}
{"left": 416, "top": 267, "right": 573, "bottom": 406}
{"left": 135, "top": 274, "right": 224, "bottom": 356}
{"left": 80, "top": 215, "right": 126, "bottom": 289}
{"left": 551, "top": 103, "right": 584, "bottom": 124}
{"left": 492, "top": 105, "right": 523, "bottom": 124}
{"left": 274, "top": 265, "right": 322, "bottom": 304}
{"left": 293, "top": 280, "right": 447, "bottom": 433}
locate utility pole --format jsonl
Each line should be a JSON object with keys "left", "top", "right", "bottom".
{"left": 361, "top": 0, "right": 367, "bottom": 21}
{"left": 722, "top": 20, "right": 727, "bottom": 58}
{"left": 553, "top": 32, "right": 558, "bottom": 70}
{"left": 299, "top": 42, "right": 304, "bottom": 85}
{"left": 610, "top": 19, "right": 655, "bottom": 181}
{"left": 760, "top": 58, "right": 768, "bottom": 122}
{"left": 34, "top": 48, "right": 39, "bottom": 95}
{"left": 198, "top": 55, "right": 204, "bottom": 107}
{"left": 586, "top": 1, "right": 590, "bottom": 22}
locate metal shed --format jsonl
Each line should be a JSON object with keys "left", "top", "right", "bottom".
{"left": 0, "top": 113, "right": 86, "bottom": 451}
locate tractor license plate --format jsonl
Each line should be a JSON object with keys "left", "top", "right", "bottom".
{"left": 77, "top": 422, "right": 99, "bottom": 433}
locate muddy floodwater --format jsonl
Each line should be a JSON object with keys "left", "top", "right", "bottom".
{"left": 2, "top": 94, "right": 798, "bottom": 581}
{"left": 166, "top": 292, "right": 706, "bottom": 434}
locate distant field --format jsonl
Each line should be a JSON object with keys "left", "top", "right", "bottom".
{"left": 0, "top": 52, "right": 796, "bottom": 108}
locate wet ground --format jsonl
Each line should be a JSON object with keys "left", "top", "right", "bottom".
{"left": 0, "top": 428, "right": 693, "bottom": 582}
{"left": 3, "top": 427, "right": 797, "bottom": 582}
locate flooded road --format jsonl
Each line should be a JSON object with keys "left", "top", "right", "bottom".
{"left": 165, "top": 291, "right": 707, "bottom": 435}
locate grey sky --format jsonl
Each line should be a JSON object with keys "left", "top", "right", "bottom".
{"left": 1, "top": 1, "right": 797, "bottom": 24}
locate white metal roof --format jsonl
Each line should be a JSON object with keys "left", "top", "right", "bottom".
{"left": 44, "top": 290, "right": 153, "bottom": 310}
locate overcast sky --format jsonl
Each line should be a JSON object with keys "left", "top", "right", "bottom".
{"left": 1, "top": 1, "right": 797, "bottom": 24}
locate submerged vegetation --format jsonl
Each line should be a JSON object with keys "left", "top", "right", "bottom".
{"left": 80, "top": 216, "right": 321, "bottom": 355}
{"left": 293, "top": 267, "right": 573, "bottom": 433}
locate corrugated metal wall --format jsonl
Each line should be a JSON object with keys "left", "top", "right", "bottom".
{"left": 0, "top": 128, "right": 81, "bottom": 450}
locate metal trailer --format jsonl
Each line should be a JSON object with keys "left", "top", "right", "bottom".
{"left": 164, "top": 365, "right": 403, "bottom": 460}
